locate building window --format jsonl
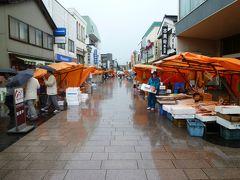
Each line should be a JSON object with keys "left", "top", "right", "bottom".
{"left": 77, "top": 22, "right": 81, "bottom": 40}
{"left": 8, "top": 16, "right": 53, "bottom": 50}
{"left": 9, "top": 17, "right": 19, "bottom": 39}
{"left": 179, "top": 0, "right": 206, "bottom": 19}
{"left": 43, "top": 32, "right": 48, "bottom": 49}
{"left": 58, "top": 44, "right": 65, "bottom": 49}
{"left": 19, "top": 22, "right": 28, "bottom": 42}
{"left": 35, "top": 29, "right": 42, "bottom": 47}
{"left": 68, "top": 39, "right": 74, "bottom": 53}
{"left": 29, "top": 26, "right": 36, "bottom": 45}
{"left": 47, "top": 35, "right": 53, "bottom": 50}
{"left": 81, "top": 26, "right": 85, "bottom": 41}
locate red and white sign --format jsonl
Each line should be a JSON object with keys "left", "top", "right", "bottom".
{"left": 15, "top": 88, "right": 24, "bottom": 105}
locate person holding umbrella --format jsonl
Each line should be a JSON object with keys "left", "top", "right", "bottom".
{"left": 41, "top": 70, "right": 60, "bottom": 113}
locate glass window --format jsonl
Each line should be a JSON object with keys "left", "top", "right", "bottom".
{"left": 43, "top": 32, "right": 48, "bottom": 48}
{"left": 58, "top": 43, "right": 65, "bottom": 49}
{"left": 9, "top": 17, "right": 19, "bottom": 39}
{"left": 29, "top": 26, "right": 36, "bottom": 45}
{"left": 47, "top": 35, "right": 53, "bottom": 50}
{"left": 68, "top": 39, "right": 74, "bottom": 53}
{"left": 19, "top": 22, "right": 28, "bottom": 42}
{"left": 36, "top": 29, "right": 42, "bottom": 47}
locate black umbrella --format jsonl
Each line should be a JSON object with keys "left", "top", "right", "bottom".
{"left": 36, "top": 65, "right": 55, "bottom": 73}
{"left": 0, "top": 68, "right": 17, "bottom": 75}
{"left": 7, "top": 69, "right": 34, "bottom": 87}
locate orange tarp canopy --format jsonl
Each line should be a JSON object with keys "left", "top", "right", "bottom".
{"left": 154, "top": 52, "right": 240, "bottom": 74}
{"left": 133, "top": 64, "right": 163, "bottom": 83}
{"left": 79, "top": 66, "right": 96, "bottom": 86}
{"left": 92, "top": 70, "right": 104, "bottom": 75}
{"left": 34, "top": 62, "right": 84, "bottom": 88}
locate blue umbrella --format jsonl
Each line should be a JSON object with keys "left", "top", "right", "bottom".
{"left": 0, "top": 68, "right": 17, "bottom": 75}
{"left": 7, "top": 69, "right": 34, "bottom": 87}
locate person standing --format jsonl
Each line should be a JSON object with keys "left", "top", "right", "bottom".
{"left": 41, "top": 71, "right": 60, "bottom": 113}
{"left": 147, "top": 71, "right": 160, "bottom": 111}
{"left": 25, "top": 77, "right": 40, "bottom": 120}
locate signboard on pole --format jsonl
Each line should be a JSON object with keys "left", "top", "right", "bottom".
{"left": 162, "top": 26, "right": 168, "bottom": 55}
{"left": 8, "top": 88, "right": 34, "bottom": 133}
{"left": 14, "top": 88, "right": 25, "bottom": 126}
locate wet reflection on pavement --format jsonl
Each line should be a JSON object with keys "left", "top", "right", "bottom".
{"left": 0, "top": 79, "right": 240, "bottom": 180}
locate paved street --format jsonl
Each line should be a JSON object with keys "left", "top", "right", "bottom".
{"left": 0, "top": 79, "right": 240, "bottom": 180}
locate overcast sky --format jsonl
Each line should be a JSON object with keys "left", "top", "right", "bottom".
{"left": 58, "top": 0, "right": 178, "bottom": 65}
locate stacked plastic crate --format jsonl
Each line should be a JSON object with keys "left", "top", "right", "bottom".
{"left": 215, "top": 106, "right": 240, "bottom": 140}
{"left": 66, "top": 87, "right": 81, "bottom": 106}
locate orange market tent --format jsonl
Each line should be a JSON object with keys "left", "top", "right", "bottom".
{"left": 79, "top": 66, "right": 96, "bottom": 86}
{"left": 34, "top": 62, "right": 84, "bottom": 88}
{"left": 92, "top": 70, "right": 104, "bottom": 75}
{"left": 154, "top": 52, "right": 240, "bottom": 74}
{"left": 133, "top": 64, "right": 185, "bottom": 84}
{"left": 133, "top": 64, "right": 163, "bottom": 83}
{"left": 154, "top": 52, "right": 240, "bottom": 99}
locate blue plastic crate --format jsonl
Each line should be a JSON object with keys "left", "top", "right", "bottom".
{"left": 174, "top": 82, "right": 185, "bottom": 93}
{"left": 167, "top": 112, "right": 174, "bottom": 121}
{"left": 187, "top": 119, "right": 205, "bottom": 137}
{"left": 159, "top": 105, "right": 167, "bottom": 116}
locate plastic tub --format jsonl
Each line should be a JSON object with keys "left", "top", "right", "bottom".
{"left": 187, "top": 119, "right": 205, "bottom": 137}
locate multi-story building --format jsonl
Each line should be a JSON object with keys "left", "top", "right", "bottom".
{"left": 101, "top": 53, "right": 112, "bottom": 70}
{"left": 140, "top": 22, "right": 161, "bottom": 64}
{"left": 130, "top": 51, "right": 139, "bottom": 69}
{"left": 157, "top": 15, "right": 178, "bottom": 60}
{"left": 68, "top": 8, "right": 87, "bottom": 64}
{"left": 0, "top": 0, "right": 56, "bottom": 69}
{"left": 176, "top": 0, "right": 240, "bottom": 58}
{"left": 43, "top": 0, "right": 77, "bottom": 63}
{"left": 82, "top": 16, "right": 101, "bottom": 67}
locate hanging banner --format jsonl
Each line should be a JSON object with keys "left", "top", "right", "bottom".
{"left": 162, "top": 26, "right": 168, "bottom": 55}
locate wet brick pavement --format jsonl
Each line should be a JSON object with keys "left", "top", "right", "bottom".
{"left": 0, "top": 79, "right": 240, "bottom": 180}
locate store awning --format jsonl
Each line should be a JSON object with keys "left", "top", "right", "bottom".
{"left": 16, "top": 57, "right": 52, "bottom": 65}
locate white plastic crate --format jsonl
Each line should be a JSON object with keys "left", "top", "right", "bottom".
{"left": 215, "top": 106, "right": 240, "bottom": 115}
{"left": 216, "top": 116, "right": 240, "bottom": 129}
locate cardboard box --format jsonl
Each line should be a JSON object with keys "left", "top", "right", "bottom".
{"left": 140, "top": 83, "right": 156, "bottom": 94}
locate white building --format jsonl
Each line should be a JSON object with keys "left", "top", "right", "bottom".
{"left": 68, "top": 8, "right": 87, "bottom": 65}
{"left": 43, "top": 0, "right": 77, "bottom": 62}
{"left": 82, "top": 16, "right": 101, "bottom": 67}
{"left": 157, "top": 15, "right": 178, "bottom": 59}
{"left": 140, "top": 22, "right": 161, "bottom": 64}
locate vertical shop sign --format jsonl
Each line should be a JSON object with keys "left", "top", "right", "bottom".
{"left": 94, "top": 49, "right": 98, "bottom": 65}
{"left": 162, "top": 26, "right": 168, "bottom": 55}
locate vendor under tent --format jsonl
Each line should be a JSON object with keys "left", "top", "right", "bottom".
{"left": 153, "top": 52, "right": 240, "bottom": 103}
{"left": 133, "top": 64, "right": 163, "bottom": 84}
{"left": 33, "top": 62, "right": 84, "bottom": 88}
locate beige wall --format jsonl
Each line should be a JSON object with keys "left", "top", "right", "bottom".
{"left": 177, "top": 37, "right": 220, "bottom": 56}
{"left": 0, "top": 1, "right": 54, "bottom": 67}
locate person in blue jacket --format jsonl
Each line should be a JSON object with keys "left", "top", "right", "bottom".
{"left": 147, "top": 71, "right": 160, "bottom": 111}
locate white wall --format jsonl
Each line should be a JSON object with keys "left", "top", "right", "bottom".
{"left": 145, "top": 26, "right": 159, "bottom": 63}
{"left": 68, "top": 8, "right": 88, "bottom": 65}
{"left": 177, "top": 37, "right": 220, "bottom": 56}
{"left": 43, "top": 0, "right": 77, "bottom": 60}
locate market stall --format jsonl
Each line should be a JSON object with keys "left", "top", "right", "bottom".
{"left": 153, "top": 52, "right": 240, "bottom": 140}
